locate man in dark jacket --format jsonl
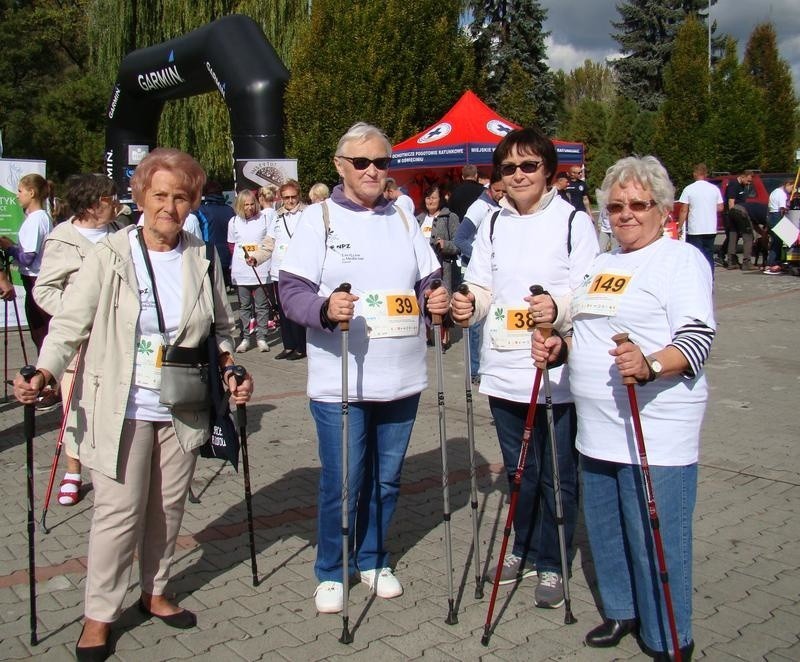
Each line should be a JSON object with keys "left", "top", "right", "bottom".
{"left": 197, "top": 180, "right": 235, "bottom": 287}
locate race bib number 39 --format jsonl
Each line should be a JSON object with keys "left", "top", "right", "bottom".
{"left": 488, "top": 303, "right": 534, "bottom": 350}
{"left": 364, "top": 290, "right": 420, "bottom": 338}
{"left": 572, "top": 270, "right": 633, "bottom": 317}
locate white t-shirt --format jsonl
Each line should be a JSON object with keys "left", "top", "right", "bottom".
{"left": 183, "top": 213, "right": 203, "bottom": 241}
{"left": 464, "top": 196, "right": 500, "bottom": 230}
{"left": 768, "top": 186, "right": 788, "bottom": 213}
{"left": 419, "top": 214, "right": 435, "bottom": 239}
{"left": 570, "top": 237, "right": 715, "bottom": 466}
{"left": 280, "top": 199, "right": 439, "bottom": 403}
{"left": 464, "top": 193, "right": 599, "bottom": 404}
{"left": 227, "top": 214, "right": 270, "bottom": 285}
{"left": 73, "top": 225, "right": 110, "bottom": 244}
{"left": 395, "top": 194, "right": 416, "bottom": 218}
{"left": 125, "top": 231, "right": 185, "bottom": 421}
{"left": 678, "top": 179, "right": 723, "bottom": 235}
{"left": 17, "top": 209, "right": 53, "bottom": 276}
{"left": 268, "top": 208, "right": 303, "bottom": 280}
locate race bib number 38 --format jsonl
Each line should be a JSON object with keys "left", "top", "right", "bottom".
{"left": 572, "top": 270, "right": 632, "bottom": 317}
{"left": 488, "top": 303, "right": 534, "bottom": 350}
{"left": 364, "top": 290, "right": 420, "bottom": 338}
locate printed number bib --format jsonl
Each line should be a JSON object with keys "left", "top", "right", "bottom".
{"left": 133, "top": 333, "right": 163, "bottom": 389}
{"left": 571, "top": 270, "right": 632, "bottom": 317}
{"left": 363, "top": 290, "right": 420, "bottom": 339}
{"left": 488, "top": 303, "right": 535, "bottom": 350}
{"left": 242, "top": 243, "right": 258, "bottom": 255}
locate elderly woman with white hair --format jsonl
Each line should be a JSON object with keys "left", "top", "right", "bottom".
{"left": 279, "top": 122, "right": 449, "bottom": 614}
{"left": 533, "top": 156, "right": 714, "bottom": 661}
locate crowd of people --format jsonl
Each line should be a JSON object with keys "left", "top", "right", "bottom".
{"left": 10, "top": 122, "right": 800, "bottom": 661}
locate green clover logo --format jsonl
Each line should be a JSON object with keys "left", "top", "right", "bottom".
{"left": 366, "top": 293, "right": 381, "bottom": 308}
{"left": 138, "top": 339, "right": 154, "bottom": 356}
{"left": 494, "top": 308, "right": 505, "bottom": 321}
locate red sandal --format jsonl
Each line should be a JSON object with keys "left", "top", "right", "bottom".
{"left": 58, "top": 478, "right": 82, "bottom": 506}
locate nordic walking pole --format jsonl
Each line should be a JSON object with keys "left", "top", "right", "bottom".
{"left": 12, "top": 296, "right": 29, "bottom": 366}
{"left": 335, "top": 282, "right": 354, "bottom": 644}
{"left": 481, "top": 284, "right": 545, "bottom": 646}
{"left": 20, "top": 365, "right": 38, "bottom": 646}
{"left": 40, "top": 347, "right": 84, "bottom": 533}
{"left": 457, "top": 283, "right": 483, "bottom": 600}
{"left": 537, "top": 320, "right": 577, "bottom": 625}
{"left": 3, "top": 300, "right": 8, "bottom": 401}
{"left": 231, "top": 365, "right": 259, "bottom": 587}
{"left": 242, "top": 246, "right": 277, "bottom": 321}
{"left": 430, "top": 278, "right": 457, "bottom": 625}
{"left": 612, "top": 333, "right": 682, "bottom": 662}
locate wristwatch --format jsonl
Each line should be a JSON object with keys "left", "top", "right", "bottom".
{"left": 645, "top": 355, "right": 663, "bottom": 382}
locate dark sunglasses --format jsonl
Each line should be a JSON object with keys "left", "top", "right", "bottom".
{"left": 499, "top": 160, "right": 544, "bottom": 177}
{"left": 605, "top": 199, "right": 658, "bottom": 215}
{"left": 338, "top": 156, "right": 391, "bottom": 171}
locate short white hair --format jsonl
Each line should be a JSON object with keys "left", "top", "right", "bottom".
{"left": 335, "top": 122, "right": 392, "bottom": 157}
{"left": 599, "top": 156, "right": 675, "bottom": 212}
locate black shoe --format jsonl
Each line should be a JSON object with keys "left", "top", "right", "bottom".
{"left": 75, "top": 625, "right": 111, "bottom": 662}
{"left": 274, "top": 349, "right": 295, "bottom": 360}
{"left": 585, "top": 618, "right": 639, "bottom": 648}
{"left": 287, "top": 351, "right": 306, "bottom": 361}
{"left": 137, "top": 599, "right": 197, "bottom": 629}
{"left": 650, "top": 640, "right": 695, "bottom": 661}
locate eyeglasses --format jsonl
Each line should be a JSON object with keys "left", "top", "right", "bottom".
{"left": 337, "top": 156, "right": 391, "bottom": 171}
{"left": 499, "top": 160, "right": 543, "bottom": 177}
{"left": 282, "top": 195, "right": 298, "bottom": 200}
{"left": 605, "top": 199, "right": 658, "bottom": 215}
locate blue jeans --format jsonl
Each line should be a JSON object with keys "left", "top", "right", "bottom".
{"left": 581, "top": 455, "right": 696, "bottom": 652}
{"left": 310, "top": 394, "right": 420, "bottom": 581}
{"left": 489, "top": 397, "right": 578, "bottom": 574}
{"left": 468, "top": 321, "right": 482, "bottom": 378}
{"left": 686, "top": 234, "right": 716, "bottom": 275}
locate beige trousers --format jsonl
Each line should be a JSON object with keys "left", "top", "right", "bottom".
{"left": 85, "top": 419, "right": 197, "bottom": 622}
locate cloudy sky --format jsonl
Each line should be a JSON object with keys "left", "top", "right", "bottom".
{"left": 541, "top": 0, "right": 800, "bottom": 89}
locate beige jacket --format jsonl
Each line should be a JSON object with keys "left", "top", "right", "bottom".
{"left": 33, "top": 219, "right": 95, "bottom": 315}
{"left": 36, "top": 226, "right": 236, "bottom": 480}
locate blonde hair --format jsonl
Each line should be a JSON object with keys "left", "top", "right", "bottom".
{"left": 19, "top": 173, "right": 49, "bottom": 204}
{"left": 234, "top": 189, "right": 258, "bottom": 217}
{"left": 309, "top": 182, "right": 330, "bottom": 203}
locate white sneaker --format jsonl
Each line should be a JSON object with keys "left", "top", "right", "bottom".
{"left": 236, "top": 338, "right": 252, "bottom": 353}
{"left": 314, "top": 581, "right": 343, "bottom": 613}
{"left": 359, "top": 567, "right": 403, "bottom": 598}
{"left": 257, "top": 339, "right": 270, "bottom": 352}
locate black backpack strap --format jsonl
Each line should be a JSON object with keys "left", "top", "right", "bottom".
{"left": 489, "top": 209, "right": 502, "bottom": 243}
{"left": 567, "top": 209, "right": 577, "bottom": 256}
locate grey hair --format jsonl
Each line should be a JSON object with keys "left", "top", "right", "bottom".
{"left": 335, "top": 122, "right": 392, "bottom": 157}
{"left": 599, "top": 156, "right": 675, "bottom": 212}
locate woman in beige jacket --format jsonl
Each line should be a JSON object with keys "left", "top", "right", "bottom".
{"left": 15, "top": 149, "right": 253, "bottom": 661}
{"left": 33, "top": 173, "right": 119, "bottom": 506}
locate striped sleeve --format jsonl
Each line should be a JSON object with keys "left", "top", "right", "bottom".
{"left": 670, "top": 319, "right": 715, "bottom": 378}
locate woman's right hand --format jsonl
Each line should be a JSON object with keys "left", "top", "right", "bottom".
{"left": 531, "top": 327, "right": 563, "bottom": 368}
{"left": 450, "top": 289, "right": 474, "bottom": 324}
{"left": 326, "top": 290, "right": 359, "bottom": 323}
{"left": 13, "top": 369, "right": 50, "bottom": 404}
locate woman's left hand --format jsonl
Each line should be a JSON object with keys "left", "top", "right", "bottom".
{"left": 226, "top": 371, "right": 254, "bottom": 405}
{"left": 425, "top": 283, "right": 449, "bottom": 317}
{"left": 609, "top": 341, "right": 650, "bottom": 383}
{"left": 524, "top": 291, "right": 556, "bottom": 325}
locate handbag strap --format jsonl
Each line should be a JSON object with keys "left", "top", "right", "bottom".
{"left": 136, "top": 227, "right": 168, "bottom": 341}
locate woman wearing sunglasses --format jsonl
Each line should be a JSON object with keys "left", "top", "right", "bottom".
{"left": 451, "top": 127, "right": 598, "bottom": 608}
{"left": 278, "top": 122, "right": 448, "bottom": 614}
{"left": 532, "top": 156, "right": 714, "bottom": 660}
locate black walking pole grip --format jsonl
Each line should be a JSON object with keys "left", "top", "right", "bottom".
{"left": 530, "top": 284, "right": 545, "bottom": 296}
{"left": 430, "top": 278, "right": 443, "bottom": 325}
{"left": 333, "top": 283, "right": 352, "bottom": 333}
{"left": 21, "top": 365, "right": 38, "bottom": 645}
{"left": 230, "top": 365, "right": 247, "bottom": 427}
{"left": 456, "top": 283, "right": 472, "bottom": 330}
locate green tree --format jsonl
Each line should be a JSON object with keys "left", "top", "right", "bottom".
{"left": 563, "top": 98, "right": 610, "bottom": 194}
{"left": 652, "top": 14, "right": 710, "bottom": 188}
{"left": 469, "top": 0, "right": 557, "bottom": 132}
{"left": 708, "top": 38, "right": 763, "bottom": 172}
{"left": 87, "top": 0, "right": 309, "bottom": 183}
{"left": 604, "top": 95, "right": 640, "bottom": 160}
{"left": 743, "top": 23, "right": 799, "bottom": 172}
{"left": 612, "top": 0, "right": 716, "bottom": 110}
{"left": 285, "top": 0, "right": 475, "bottom": 186}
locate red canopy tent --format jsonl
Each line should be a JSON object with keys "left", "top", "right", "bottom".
{"left": 389, "top": 90, "right": 584, "bottom": 207}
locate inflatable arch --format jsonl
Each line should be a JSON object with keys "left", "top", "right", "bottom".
{"left": 104, "top": 14, "right": 289, "bottom": 195}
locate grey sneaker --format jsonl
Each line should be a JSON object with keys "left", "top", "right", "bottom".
{"left": 488, "top": 553, "right": 536, "bottom": 586}
{"left": 236, "top": 338, "right": 252, "bottom": 353}
{"left": 534, "top": 570, "right": 564, "bottom": 608}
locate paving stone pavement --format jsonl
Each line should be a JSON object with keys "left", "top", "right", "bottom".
{"left": 0, "top": 266, "right": 798, "bottom": 660}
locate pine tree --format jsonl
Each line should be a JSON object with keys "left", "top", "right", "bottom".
{"left": 652, "top": 14, "right": 710, "bottom": 188}
{"left": 285, "top": 0, "right": 475, "bottom": 186}
{"left": 469, "top": 0, "right": 557, "bottom": 133}
{"left": 611, "top": 0, "right": 716, "bottom": 111}
{"left": 707, "top": 38, "right": 763, "bottom": 173}
{"left": 563, "top": 98, "right": 609, "bottom": 194}
{"left": 743, "top": 23, "right": 799, "bottom": 172}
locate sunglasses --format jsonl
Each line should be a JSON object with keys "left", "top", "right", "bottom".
{"left": 605, "top": 199, "right": 658, "bottom": 215}
{"left": 338, "top": 156, "right": 391, "bottom": 171}
{"left": 282, "top": 195, "right": 299, "bottom": 200}
{"left": 499, "top": 160, "right": 543, "bottom": 177}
